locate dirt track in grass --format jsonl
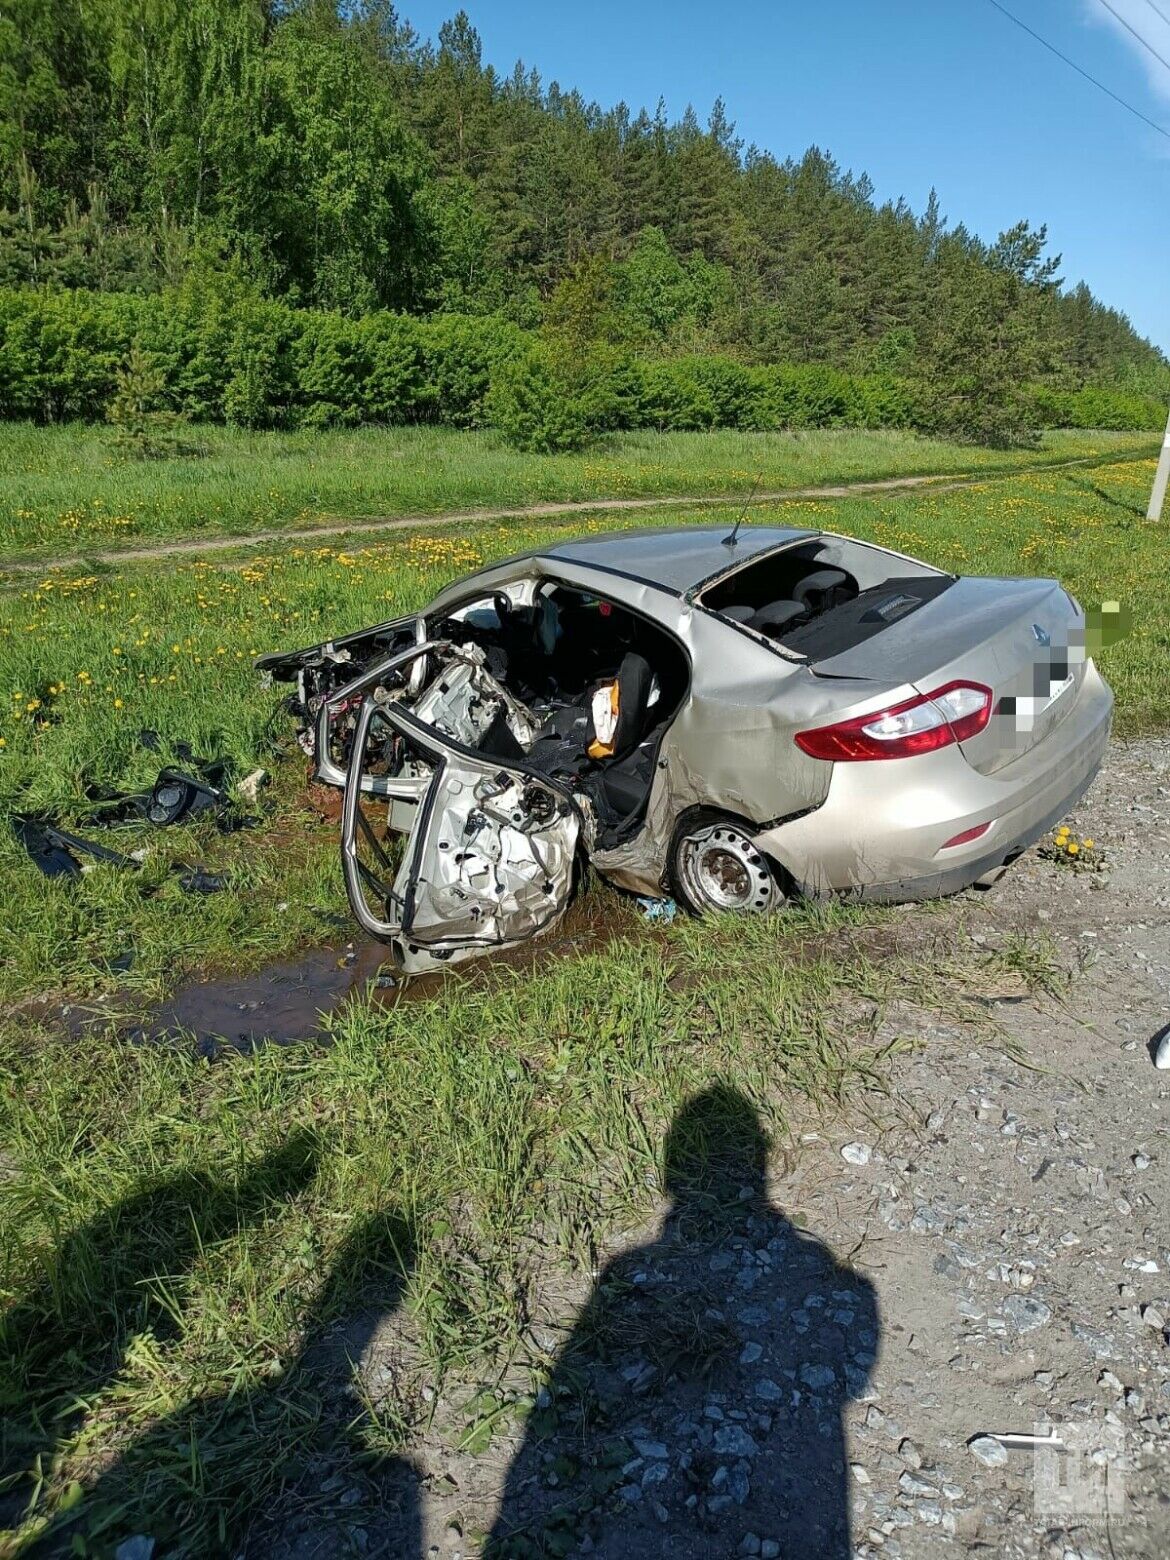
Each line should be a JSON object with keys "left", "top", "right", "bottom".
{"left": 0, "top": 447, "right": 1150, "bottom": 575}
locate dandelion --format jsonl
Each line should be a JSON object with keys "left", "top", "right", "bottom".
{"left": 1067, "top": 842, "right": 1079, "bottom": 855}
{"left": 1083, "top": 838, "right": 1094, "bottom": 849}
{"left": 114, "top": 698, "right": 124, "bottom": 709}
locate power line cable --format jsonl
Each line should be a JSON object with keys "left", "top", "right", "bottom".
{"left": 1140, "top": 0, "right": 1170, "bottom": 34}
{"left": 982, "top": 0, "right": 1170, "bottom": 141}
{"left": 1096, "top": 0, "right": 1170, "bottom": 74}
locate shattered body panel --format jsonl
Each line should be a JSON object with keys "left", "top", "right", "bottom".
{"left": 337, "top": 653, "right": 580, "bottom": 973}
{"left": 260, "top": 523, "right": 1113, "bottom": 962}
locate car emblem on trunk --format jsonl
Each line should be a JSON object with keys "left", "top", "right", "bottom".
{"left": 1032, "top": 623, "right": 1051, "bottom": 647}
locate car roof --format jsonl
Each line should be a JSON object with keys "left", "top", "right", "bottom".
{"left": 539, "top": 524, "right": 820, "bottom": 596}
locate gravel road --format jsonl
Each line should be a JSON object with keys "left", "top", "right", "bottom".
{"left": 251, "top": 737, "right": 1170, "bottom": 1560}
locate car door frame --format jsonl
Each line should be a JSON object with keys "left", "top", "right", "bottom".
{"left": 338, "top": 648, "right": 584, "bottom": 955}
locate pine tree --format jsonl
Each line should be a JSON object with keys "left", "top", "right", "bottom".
{"left": 106, "top": 342, "right": 189, "bottom": 458}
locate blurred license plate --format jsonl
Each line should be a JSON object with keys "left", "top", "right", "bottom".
{"left": 1012, "top": 674, "right": 1074, "bottom": 732}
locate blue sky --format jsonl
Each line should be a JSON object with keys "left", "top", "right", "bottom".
{"left": 400, "top": 0, "right": 1170, "bottom": 353}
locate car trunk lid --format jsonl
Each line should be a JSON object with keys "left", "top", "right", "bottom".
{"left": 810, "top": 577, "right": 1084, "bottom": 775}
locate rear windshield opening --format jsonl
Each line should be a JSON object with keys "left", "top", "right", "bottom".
{"left": 700, "top": 539, "right": 952, "bottom": 655}
{"left": 776, "top": 576, "right": 954, "bottom": 657}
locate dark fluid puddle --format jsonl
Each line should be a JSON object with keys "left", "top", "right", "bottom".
{"left": 147, "top": 887, "right": 637, "bottom": 1053}
{"left": 147, "top": 942, "right": 392, "bottom": 1053}
{"left": 31, "top": 887, "right": 644, "bottom": 1055}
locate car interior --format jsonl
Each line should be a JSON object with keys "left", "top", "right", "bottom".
{"left": 700, "top": 538, "right": 953, "bottom": 656}
{"left": 435, "top": 581, "right": 690, "bottom": 844}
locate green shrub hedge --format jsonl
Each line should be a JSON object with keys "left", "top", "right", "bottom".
{"left": 1020, "top": 383, "right": 1163, "bottom": 433}
{"left": 0, "top": 287, "right": 526, "bottom": 429}
{"left": 0, "top": 286, "right": 1162, "bottom": 440}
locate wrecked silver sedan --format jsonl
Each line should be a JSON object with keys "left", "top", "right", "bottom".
{"left": 258, "top": 523, "right": 1112, "bottom": 973}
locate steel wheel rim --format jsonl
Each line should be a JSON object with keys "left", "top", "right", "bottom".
{"left": 678, "top": 823, "right": 782, "bottom": 914}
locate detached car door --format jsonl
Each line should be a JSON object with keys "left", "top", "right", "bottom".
{"left": 340, "top": 687, "right": 580, "bottom": 975}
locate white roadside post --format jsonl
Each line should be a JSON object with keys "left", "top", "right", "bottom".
{"left": 1148, "top": 405, "right": 1170, "bottom": 522}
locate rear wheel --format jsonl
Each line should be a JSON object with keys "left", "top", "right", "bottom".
{"left": 669, "top": 811, "right": 785, "bottom": 916}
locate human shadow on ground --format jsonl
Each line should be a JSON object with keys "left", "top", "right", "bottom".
{"left": 71, "top": 1207, "right": 420, "bottom": 1559}
{"left": 0, "top": 1130, "right": 321, "bottom": 1516}
{"left": 3, "top": 1135, "right": 420, "bottom": 1559}
{"left": 487, "top": 1084, "right": 880, "bottom": 1560}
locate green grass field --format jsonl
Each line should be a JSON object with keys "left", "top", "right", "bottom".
{"left": 1, "top": 435, "right": 1167, "bottom": 1556}
{"left": 0, "top": 421, "right": 1156, "bottom": 559}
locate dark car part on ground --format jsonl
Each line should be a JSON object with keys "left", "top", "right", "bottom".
{"left": 13, "top": 813, "right": 232, "bottom": 898}
{"left": 13, "top": 816, "right": 138, "bottom": 878}
{"left": 15, "top": 809, "right": 248, "bottom": 905}
{"left": 77, "top": 729, "right": 262, "bottom": 834}
{"left": 84, "top": 768, "right": 258, "bottom": 834}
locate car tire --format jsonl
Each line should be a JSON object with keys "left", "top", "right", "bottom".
{"left": 668, "top": 810, "right": 786, "bottom": 917}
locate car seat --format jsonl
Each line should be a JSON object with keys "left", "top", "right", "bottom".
{"left": 792, "top": 567, "right": 851, "bottom": 614}
{"left": 749, "top": 599, "right": 807, "bottom": 636}
{"left": 526, "top": 651, "right": 656, "bottom": 779}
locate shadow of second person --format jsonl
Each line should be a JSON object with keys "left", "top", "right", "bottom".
{"left": 488, "top": 1083, "right": 880, "bottom": 1560}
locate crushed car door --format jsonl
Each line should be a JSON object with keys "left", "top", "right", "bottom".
{"left": 340, "top": 683, "right": 581, "bottom": 975}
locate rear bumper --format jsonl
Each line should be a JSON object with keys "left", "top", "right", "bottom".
{"left": 754, "top": 659, "right": 1113, "bottom": 903}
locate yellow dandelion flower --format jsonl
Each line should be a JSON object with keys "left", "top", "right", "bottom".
{"left": 1067, "top": 842, "right": 1079, "bottom": 855}
{"left": 1082, "top": 839, "right": 1094, "bottom": 849}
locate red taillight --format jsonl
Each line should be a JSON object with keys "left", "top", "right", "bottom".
{"left": 795, "top": 681, "right": 993, "bottom": 762}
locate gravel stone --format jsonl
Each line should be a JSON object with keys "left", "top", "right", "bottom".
{"left": 968, "top": 1435, "right": 1009, "bottom": 1468}
{"left": 1003, "top": 1294, "right": 1053, "bottom": 1332}
{"left": 898, "top": 1471, "right": 939, "bottom": 1497}
{"left": 713, "top": 1425, "right": 759, "bottom": 1459}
